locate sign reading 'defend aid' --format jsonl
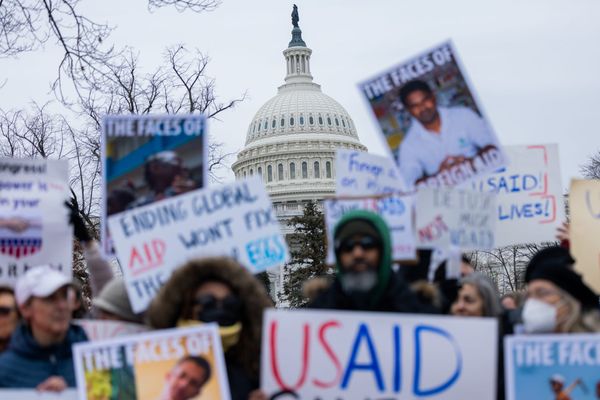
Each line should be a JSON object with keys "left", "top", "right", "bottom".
{"left": 0, "top": 158, "right": 72, "bottom": 285}
{"left": 415, "top": 187, "right": 496, "bottom": 250}
{"left": 324, "top": 195, "right": 416, "bottom": 262}
{"left": 358, "top": 40, "right": 506, "bottom": 189}
{"left": 261, "top": 309, "right": 498, "bottom": 400}
{"left": 465, "top": 144, "right": 564, "bottom": 247}
{"left": 335, "top": 149, "right": 407, "bottom": 196}
{"left": 107, "top": 175, "right": 289, "bottom": 313}
{"left": 505, "top": 334, "right": 600, "bottom": 400}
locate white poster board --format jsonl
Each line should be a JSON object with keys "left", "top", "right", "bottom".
{"left": 0, "top": 390, "right": 77, "bottom": 399}
{"left": 262, "top": 309, "right": 498, "bottom": 399}
{"left": 107, "top": 175, "right": 289, "bottom": 312}
{"left": 335, "top": 149, "right": 407, "bottom": 196}
{"left": 466, "top": 144, "right": 564, "bottom": 247}
{"left": 324, "top": 195, "right": 416, "bottom": 263}
{"left": 75, "top": 319, "right": 149, "bottom": 341}
{"left": 505, "top": 334, "right": 600, "bottom": 400}
{"left": 415, "top": 187, "right": 496, "bottom": 250}
{"left": 74, "top": 325, "right": 230, "bottom": 400}
{"left": 0, "top": 158, "right": 72, "bottom": 285}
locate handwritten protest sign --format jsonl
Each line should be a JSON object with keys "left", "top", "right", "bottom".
{"left": 108, "top": 175, "right": 289, "bottom": 312}
{"left": 101, "top": 114, "right": 207, "bottom": 255}
{"left": 75, "top": 320, "right": 149, "bottom": 341}
{"left": 505, "top": 334, "right": 600, "bottom": 400}
{"left": 415, "top": 187, "right": 496, "bottom": 250}
{"left": 335, "top": 149, "right": 407, "bottom": 196}
{"left": 262, "top": 309, "right": 497, "bottom": 399}
{"left": 0, "top": 390, "right": 77, "bottom": 399}
{"left": 74, "top": 325, "right": 230, "bottom": 400}
{"left": 467, "top": 144, "right": 563, "bottom": 247}
{"left": 0, "top": 158, "right": 72, "bottom": 285}
{"left": 324, "top": 195, "right": 416, "bottom": 262}
{"left": 570, "top": 179, "right": 600, "bottom": 293}
{"left": 359, "top": 40, "right": 506, "bottom": 189}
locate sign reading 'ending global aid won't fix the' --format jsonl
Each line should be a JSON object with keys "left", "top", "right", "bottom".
{"left": 107, "top": 175, "right": 289, "bottom": 313}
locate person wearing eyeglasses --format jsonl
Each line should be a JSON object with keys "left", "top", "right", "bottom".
{"left": 0, "top": 286, "right": 18, "bottom": 353}
{"left": 0, "top": 265, "right": 88, "bottom": 391}
{"left": 309, "top": 210, "right": 437, "bottom": 313}
{"left": 147, "top": 257, "right": 273, "bottom": 400}
{"left": 522, "top": 246, "right": 600, "bottom": 334}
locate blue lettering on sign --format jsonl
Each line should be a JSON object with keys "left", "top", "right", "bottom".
{"left": 377, "top": 197, "right": 405, "bottom": 216}
{"left": 476, "top": 173, "right": 542, "bottom": 194}
{"left": 341, "top": 177, "right": 357, "bottom": 188}
{"left": 498, "top": 199, "right": 550, "bottom": 221}
{"left": 413, "top": 325, "right": 462, "bottom": 396}
{"left": 341, "top": 323, "right": 385, "bottom": 392}
{"left": 245, "top": 234, "right": 285, "bottom": 270}
{"left": 585, "top": 190, "right": 600, "bottom": 219}
{"left": 348, "top": 152, "right": 383, "bottom": 178}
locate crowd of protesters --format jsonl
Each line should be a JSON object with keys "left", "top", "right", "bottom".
{"left": 0, "top": 203, "right": 598, "bottom": 400}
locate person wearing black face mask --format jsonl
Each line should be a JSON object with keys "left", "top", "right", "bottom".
{"left": 309, "top": 210, "right": 437, "bottom": 313}
{"left": 146, "top": 257, "right": 273, "bottom": 400}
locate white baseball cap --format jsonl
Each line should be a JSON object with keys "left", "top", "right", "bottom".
{"left": 15, "top": 265, "right": 72, "bottom": 306}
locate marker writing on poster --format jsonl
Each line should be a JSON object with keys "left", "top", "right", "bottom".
{"left": 119, "top": 200, "right": 188, "bottom": 238}
{"left": 0, "top": 163, "right": 46, "bottom": 175}
{"left": 585, "top": 190, "right": 600, "bottom": 219}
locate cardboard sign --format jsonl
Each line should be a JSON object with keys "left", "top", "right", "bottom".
{"left": 0, "top": 158, "right": 72, "bottom": 285}
{"left": 570, "top": 179, "right": 600, "bottom": 293}
{"left": 0, "top": 390, "right": 77, "bottom": 399}
{"left": 101, "top": 114, "right": 207, "bottom": 255}
{"left": 261, "top": 309, "right": 498, "bottom": 399}
{"left": 415, "top": 187, "right": 496, "bottom": 250}
{"left": 359, "top": 40, "right": 506, "bottom": 189}
{"left": 505, "top": 334, "right": 600, "bottom": 400}
{"left": 107, "top": 175, "right": 289, "bottom": 313}
{"left": 335, "top": 149, "right": 407, "bottom": 196}
{"left": 466, "top": 144, "right": 564, "bottom": 247}
{"left": 75, "top": 320, "right": 149, "bottom": 341}
{"left": 324, "top": 195, "right": 416, "bottom": 263}
{"left": 74, "top": 325, "right": 230, "bottom": 400}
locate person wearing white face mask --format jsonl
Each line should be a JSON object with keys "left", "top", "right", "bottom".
{"left": 522, "top": 246, "right": 600, "bottom": 334}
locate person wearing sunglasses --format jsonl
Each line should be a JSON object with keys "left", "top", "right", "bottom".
{"left": 147, "top": 256, "right": 273, "bottom": 400}
{"left": 309, "top": 210, "right": 436, "bottom": 313}
{"left": 0, "top": 286, "right": 18, "bottom": 353}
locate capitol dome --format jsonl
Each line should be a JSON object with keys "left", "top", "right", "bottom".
{"left": 232, "top": 11, "right": 366, "bottom": 232}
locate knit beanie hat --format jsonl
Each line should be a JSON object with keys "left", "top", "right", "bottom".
{"left": 93, "top": 278, "right": 143, "bottom": 323}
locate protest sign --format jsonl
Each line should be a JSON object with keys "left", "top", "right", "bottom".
{"left": 0, "top": 158, "right": 72, "bottom": 285}
{"left": 570, "top": 179, "right": 600, "bottom": 293}
{"left": 75, "top": 319, "right": 149, "bottom": 341}
{"left": 262, "top": 309, "right": 498, "bottom": 399}
{"left": 415, "top": 187, "right": 496, "bottom": 250}
{"left": 505, "top": 334, "right": 600, "bottom": 400}
{"left": 101, "top": 114, "right": 207, "bottom": 255}
{"left": 0, "top": 390, "right": 77, "bottom": 399}
{"left": 466, "top": 144, "right": 564, "bottom": 247}
{"left": 359, "top": 40, "right": 506, "bottom": 189}
{"left": 74, "top": 325, "right": 230, "bottom": 400}
{"left": 324, "top": 195, "right": 416, "bottom": 262}
{"left": 335, "top": 149, "right": 407, "bottom": 196}
{"left": 107, "top": 175, "right": 289, "bottom": 312}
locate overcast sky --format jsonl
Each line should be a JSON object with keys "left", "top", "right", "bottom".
{"left": 2, "top": 0, "right": 599, "bottom": 189}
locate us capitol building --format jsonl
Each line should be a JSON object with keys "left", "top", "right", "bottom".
{"left": 231, "top": 7, "right": 367, "bottom": 299}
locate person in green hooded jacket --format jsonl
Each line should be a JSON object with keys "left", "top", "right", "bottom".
{"left": 309, "top": 210, "right": 437, "bottom": 313}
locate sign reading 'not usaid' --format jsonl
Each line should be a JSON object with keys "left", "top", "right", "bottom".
{"left": 108, "top": 176, "right": 289, "bottom": 313}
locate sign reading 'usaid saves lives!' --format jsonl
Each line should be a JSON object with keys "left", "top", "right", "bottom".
{"left": 108, "top": 176, "right": 289, "bottom": 313}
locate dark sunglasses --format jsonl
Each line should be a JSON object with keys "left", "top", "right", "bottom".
{"left": 194, "top": 294, "right": 242, "bottom": 313}
{"left": 336, "top": 236, "right": 380, "bottom": 253}
{"left": 0, "top": 306, "right": 15, "bottom": 316}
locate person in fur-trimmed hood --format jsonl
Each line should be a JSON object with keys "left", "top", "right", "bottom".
{"left": 146, "top": 256, "right": 273, "bottom": 400}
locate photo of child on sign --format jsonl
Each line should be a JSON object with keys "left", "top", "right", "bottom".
{"left": 359, "top": 41, "right": 506, "bottom": 188}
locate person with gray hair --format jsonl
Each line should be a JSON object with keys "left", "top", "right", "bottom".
{"left": 450, "top": 272, "right": 502, "bottom": 317}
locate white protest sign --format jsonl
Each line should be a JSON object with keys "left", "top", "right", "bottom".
{"left": 505, "top": 334, "right": 600, "bottom": 400}
{"left": 324, "top": 195, "right": 416, "bottom": 263}
{"left": 465, "top": 144, "right": 564, "bottom": 247}
{"left": 335, "top": 149, "right": 407, "bottom": 196}
{"left": 0, "top": 390, "right": 77, "bottom": 399}
{"left": 262, "top": 309, "right": 498, "bottom": 399}
{"left": 108, "top": 175, "right": 289, "bottom": 312}
{"left": 74, "top": 325, "right": 230, "bottom": 400}
{"left": 0, "top": 158, "right": 72, "bottom": 285}
{"left": 416, "top": 187, "right": 496, "bottom": 250}
{"left": 75, "top": 319, "right": 149, "bottom": 341}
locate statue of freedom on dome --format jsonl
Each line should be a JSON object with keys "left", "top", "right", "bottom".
{"left": 292, "top": 4, "right": 299, "bottom": 28}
